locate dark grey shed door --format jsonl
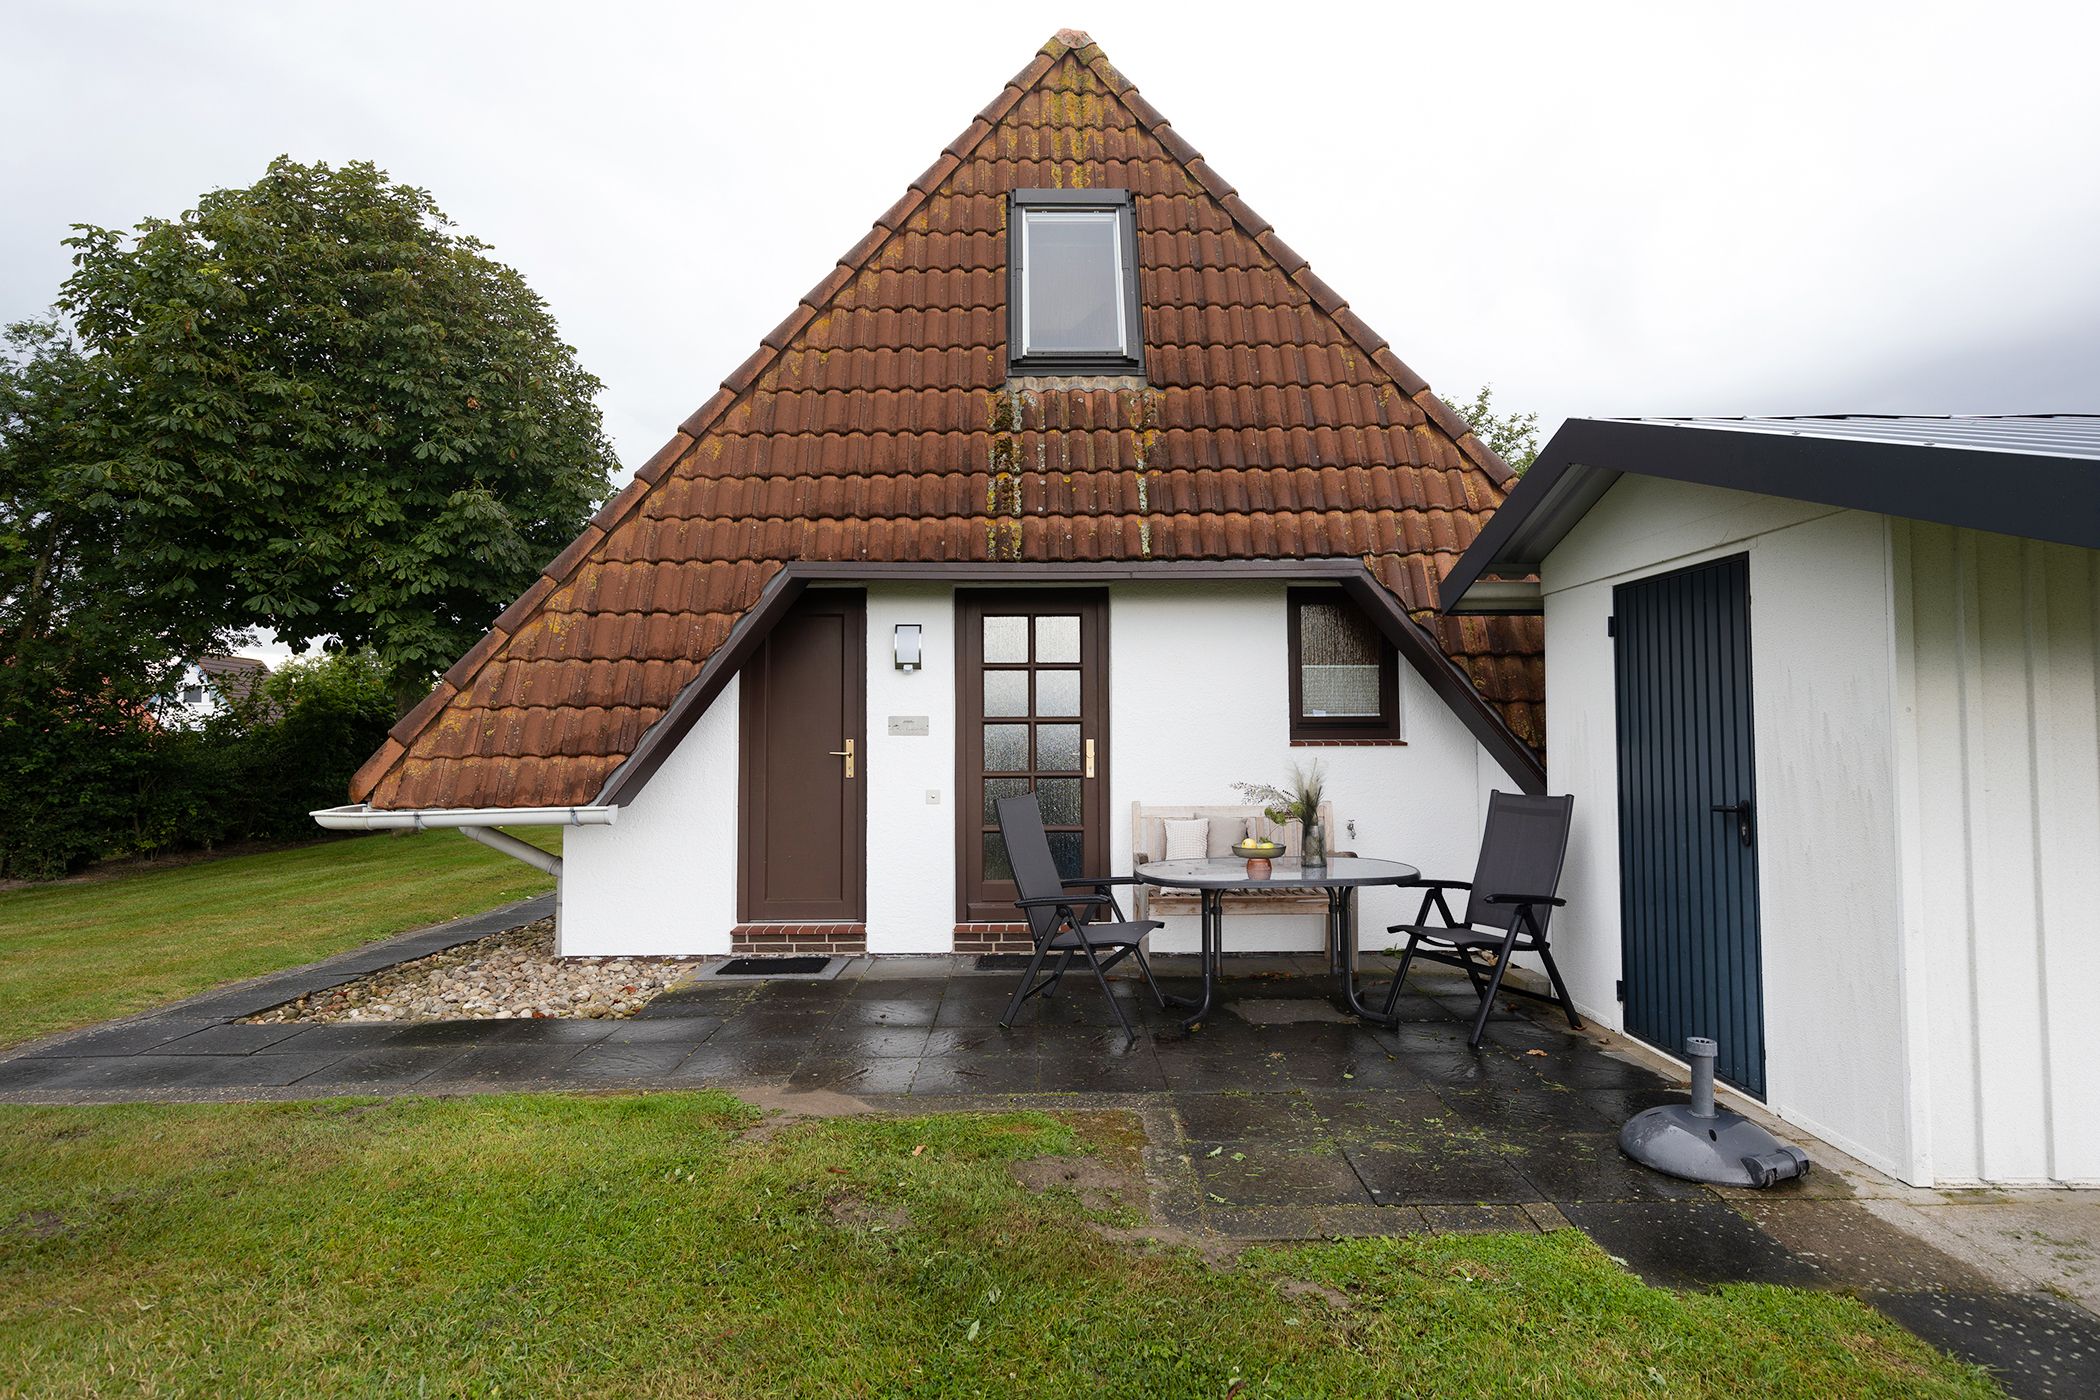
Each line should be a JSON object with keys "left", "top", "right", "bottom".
{"left": 1614, "top": 554, "right": 1766, "bottom": 1096}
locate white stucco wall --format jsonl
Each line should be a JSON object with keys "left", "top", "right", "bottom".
{"left": 1895, "top": 524, "right": 2100, "bottom": 1186}
{"left": 551, "top": 579, "right": 1527, "bottom": 960}
{"left": 1106, "top": 581, "right": 1525, "bottom": 952}
{"left": 864, "top": 585, "right": 960, "bottom": 954}
{"left": 559, "top": 672, "right": 742, "bottom": 957}
{"left": 1540, "top": 475, "right": 1916, "bottom": 1181}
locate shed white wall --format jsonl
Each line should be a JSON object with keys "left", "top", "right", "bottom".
{"left": 554, "top": 580, "right": 1526, "bottom": 959}
{"left": 1895, "top": 524, "right": 2100, "bottom": 1185}
{"left": 1540, "top": 475, "right": 1917, "bottom": 1181}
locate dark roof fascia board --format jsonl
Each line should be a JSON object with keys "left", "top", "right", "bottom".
{"left": 1440, "top": 417, "right": 2100, "bottom": 612}
{"left": 1336, "top": 572, "right": 1546, "bottom": 794}
{"left": 597, "top": 558, "right": 1542, "bottom": 805}
{"left": 595, "top": 567, "right": 811, "bottom": 805}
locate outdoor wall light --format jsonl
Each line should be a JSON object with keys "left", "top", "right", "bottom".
{"left": 893, "top": 624, "right": 923, "bottom": 671}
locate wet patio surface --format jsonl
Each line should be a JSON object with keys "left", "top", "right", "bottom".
{"left": 2, "top": 897, "right": 2095, "bottom": 1398}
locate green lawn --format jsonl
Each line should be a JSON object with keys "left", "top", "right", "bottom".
{"left": 0, "top": 830, "right": 559, "bottom": 1049}
{"left": 0, "top": 1096, "right": 1993, "bottom": 1398}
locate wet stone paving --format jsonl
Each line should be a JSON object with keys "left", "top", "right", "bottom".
{"left": 1, "top": 895, "right": 2094, "bottom": 1398}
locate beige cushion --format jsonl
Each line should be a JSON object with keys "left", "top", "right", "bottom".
{"left": 1162, "top": 818, "right": 1210, "bottom": 861}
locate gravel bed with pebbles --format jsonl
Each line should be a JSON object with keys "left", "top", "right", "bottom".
{"left": 244, "top": 917, "right": 700, "bottom": 1024}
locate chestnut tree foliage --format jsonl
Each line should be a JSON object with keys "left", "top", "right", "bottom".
{"left": 1, "top": 158, "right": 615, "bottom": 874}
{"left": 43, "top": 156, "right": 616, "bottom": 694}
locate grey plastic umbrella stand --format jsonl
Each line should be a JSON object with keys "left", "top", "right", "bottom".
{"left": 1619, "top": 1037, "right": 1811, "bottom": 1188}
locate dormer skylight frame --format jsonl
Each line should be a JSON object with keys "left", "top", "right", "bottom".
{"left": 1006, "top": 188, "right": 1144, "bottom": 378}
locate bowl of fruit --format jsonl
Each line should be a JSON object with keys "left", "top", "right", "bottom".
{"left": 1234, "top": 838, "right": 1283, "bottom": 876}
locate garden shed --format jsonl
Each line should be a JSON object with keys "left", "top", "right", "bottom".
{"left": 1442, "top": 413, "right": 2100, "bottom": 1187}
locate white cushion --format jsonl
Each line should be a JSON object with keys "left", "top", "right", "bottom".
{"left": 1162, "top": 818, "right": 1210, "bottom": 861}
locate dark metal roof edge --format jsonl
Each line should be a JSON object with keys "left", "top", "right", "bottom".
{"left": 1440, "top": 417, "right": 2100, "bottom": 614}
{"left": 598, "top": 558, "right": 1542, "bottom": 805}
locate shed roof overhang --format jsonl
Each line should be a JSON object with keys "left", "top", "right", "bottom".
{"left": 592, "top": 559, "right": 1545, "bottom": 804}
{"left": 1439, "top": 416, "right": 2100, "bottom": 615}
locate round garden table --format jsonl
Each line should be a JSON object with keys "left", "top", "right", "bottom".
{"left": 1133, "top": 856, "right": 1421, "bottom": 1033}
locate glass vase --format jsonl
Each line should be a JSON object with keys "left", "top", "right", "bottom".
{"left": 1302, "top": 817, "right": 1327, "bottom": 868}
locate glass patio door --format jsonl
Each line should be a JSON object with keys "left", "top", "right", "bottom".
{"left": 956, "top": 591, "right": 1109, "bottom": 922}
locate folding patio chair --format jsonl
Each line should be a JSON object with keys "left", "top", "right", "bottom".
{"left": 995, "top": 792, "right": 1169, "bottom": 1046}
{"left": 1380, "top": 791, "right": 1580, "bottom": 1049}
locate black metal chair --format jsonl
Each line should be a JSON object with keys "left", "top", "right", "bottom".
{"left": 1381, "top": 791, "right": 1580, "bottom": 1049}
{"left": 995, "top": 793, "right": 1168, "bottom": 1046}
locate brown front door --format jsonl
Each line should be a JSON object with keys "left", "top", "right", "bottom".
{"left": 956, "top": 590, "right": 1109, "bottom": 921}
{"left": 739, "top": 590, "right": 866, "bottom": 922}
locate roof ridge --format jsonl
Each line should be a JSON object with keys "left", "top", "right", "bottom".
{"left": 1065, "top": 40, "right": 1516, "bottom": 490}
{"left": 354, "top": 34, "right": 1091, "bottom": 800}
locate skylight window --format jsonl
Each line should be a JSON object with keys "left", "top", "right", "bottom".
{"left": 1008, "top": 190, "right": 1142, "bottom": 375}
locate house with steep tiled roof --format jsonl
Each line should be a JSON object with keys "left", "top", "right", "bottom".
{"left": 318, "top": 30, "right": 1545, "bottom": 957}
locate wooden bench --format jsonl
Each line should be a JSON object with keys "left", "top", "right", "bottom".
{"left": 1129, "top": 801, "right": 1349, "bottom": 921}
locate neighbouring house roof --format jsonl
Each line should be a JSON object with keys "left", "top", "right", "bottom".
{"left": 1440, "top": 413, "right": 2100, "bottom": 614}
{"left": 352, "top": 29, "right": 1545, "bottom": 811}
{"left": 192, "top": 654, "right": 269, "bottom": 702}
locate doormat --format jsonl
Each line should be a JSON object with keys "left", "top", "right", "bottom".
{"left": 974, "top": 953, "right": 1037, "bottom": 970}
{"left": 717, "top": 956, "right": 834, "bottom": 977}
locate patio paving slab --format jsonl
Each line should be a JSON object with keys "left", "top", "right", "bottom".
{"left": 597, "top": 1016, "right": 724, "bottom": 1045}
{"left": 302, "top": 1046, "right": 459, "bottom": 1089}
{"left": 1559, "top": 1200, "right": 1820, "bottom": 1290}
{"left": 1190, "top": 1139, "right": 1373, "bottom": 1209}
{"left": 154, "top": 1023, "right": 315, "bottom": 1055}
{"left": 417, "top": 1044, "right": 587, "bottom": 1086}
{"left": 1171, "top": 1090, "right": 1327, "bottom": 1142}
{"left": 1737, "top": 1198, "right": 2000, "bottom": 1293}
{"left": 565, "top": 1042, "right": 703, "bottom": 1081}
{"left": 19, "top": 1019, "right": 204, "bottom": 1058}
{"left": 1344, "top": 1139, "right": 1539, "bottom": 1207}
{"left": 1500, "top": 1131, "right": 1710, "bottom": 1205}
{"left": 1869, "top": 1290, "right": 2100, "bottom": 1400}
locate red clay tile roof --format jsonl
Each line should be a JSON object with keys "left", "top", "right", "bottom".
{"left": 352, "top": 29, "right": 1545, "bottom": 810}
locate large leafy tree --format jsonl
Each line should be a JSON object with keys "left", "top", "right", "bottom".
{"left": 1449, "top": 384, "right": 1542, "bottom": 475}
{"left": 51, "top": 156, "right": 616, "bottom": 697}
{"left": 2, "top": 159, "right": 615, "bottom": 875}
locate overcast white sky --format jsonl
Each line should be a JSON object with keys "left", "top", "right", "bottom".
{"left": 8, "top": 0, "right": 2098, "bottom": 499}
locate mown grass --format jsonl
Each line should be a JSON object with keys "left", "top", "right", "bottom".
{"left": 0, "top": 1096, "right": 1997, "bottom": 1398}
{"left": 0, "top": 830, "right": 559, "bottom": 1049}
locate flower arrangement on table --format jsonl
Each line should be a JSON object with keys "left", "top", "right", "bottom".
{"left": 1231, "top": 761, "right": 1329, "bottom": 870}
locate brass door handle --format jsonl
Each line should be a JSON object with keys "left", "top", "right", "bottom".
{"left": 1084, "top": 738, "right": 1095, "bottom": 779}
{"left": 828, "top": 739, "right": 855, "bottom": 778}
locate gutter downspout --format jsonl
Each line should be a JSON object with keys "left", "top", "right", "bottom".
{"left": 309, "top": 802, "right": 618, "bottom": 879}
{"left": 457, "top": 824, "right": 563, "bottom": 877}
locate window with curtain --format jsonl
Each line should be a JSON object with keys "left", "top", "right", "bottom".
{"left": 1287, "top": 589, "right": 1400, "bottom": 742}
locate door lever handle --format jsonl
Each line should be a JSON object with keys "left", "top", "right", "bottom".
{"left": 1710, "top": 799, "right": 1753, "bottom": 848}
{"left": 828, "top": 739, "right": 855, "bottom": 778}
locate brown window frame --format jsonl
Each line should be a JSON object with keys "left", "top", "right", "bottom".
{"left": 1286, "top": 587, "right": 1401, "bottom": 743}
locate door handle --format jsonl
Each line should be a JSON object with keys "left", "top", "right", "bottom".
{"left": 1084, "top": 738, "right": 1095, "bottom": 779}
{"left": 1711, "top": 799, "right": 1752, "bottom": 848}
{"left": 828, "top": 739, "right": 855, "bottom": 778}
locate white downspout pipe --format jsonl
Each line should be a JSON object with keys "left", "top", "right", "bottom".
{"left": 457, "top": 823, "right": 563, "bottom": 877}
{"left": 310, "top": 802, "right": 617, "bottom": 878}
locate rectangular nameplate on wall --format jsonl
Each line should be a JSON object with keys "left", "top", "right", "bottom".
{"left": 886, "top": 715, "right": 930, "bottom": 736}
